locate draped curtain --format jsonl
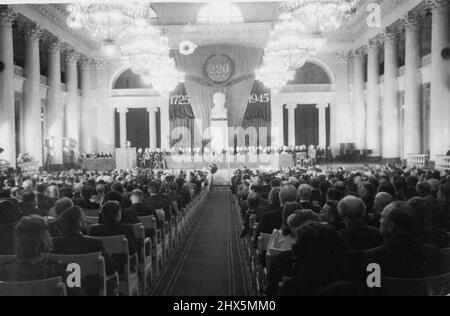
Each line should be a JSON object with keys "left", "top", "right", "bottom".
{"left": 173, "top": 45, "right": 264, "bottom": 130}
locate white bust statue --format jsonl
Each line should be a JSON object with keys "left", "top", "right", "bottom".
{"left": 211, "top": 92, "right": 227, "bottom": 120}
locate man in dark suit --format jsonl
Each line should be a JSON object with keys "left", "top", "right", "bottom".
{"left": 176, "top": 177, "right": 192, "bottom": 207}
{"left": 143, "top": 180, "right": 171, "bottom": 223}
{"left": 89, "top": 201, "right": 137, "bottom": 256}
{"left": 337, "top": 196, "right": 382, "bottom": 251}
{"left": 36, "top": 183, "right": 56, "bottom": 215}
{"left": 19, "top": 191, "right": 46, "bottom": 217}
{"left": 298, "top": 184, "right": 321, "bottom": 213}
{"left": 52, "top": 206, "right": 117, "bottom": 275}
{"left": 365, "top": 202, "right": 447, "bottom": 278}
{"left": 165, "top": 182, "right": 184, "bottom": 215}
{"left": 126, "top": 189, "right": 155, "bottom": 219}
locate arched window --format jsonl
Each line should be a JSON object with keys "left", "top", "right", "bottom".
{"left": 113, "top": 69, "right": 152, "bottom": 89}
{"left": 196, "top": 2, "right": 244, "bottom": 24}
{"left": 287, "top": 62, "right": 331, "bottom": 85}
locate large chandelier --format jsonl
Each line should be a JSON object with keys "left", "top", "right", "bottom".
{"left": 279, "top": 0, "right": 358, "bottom": 34}
{"left": 120, "top": 22, "right": 178, "bottom": 96}
{"left": 66, "top": 3, "right": 154, "bottom": 44}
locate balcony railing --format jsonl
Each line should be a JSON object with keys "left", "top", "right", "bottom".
{"left": 406, "top": 154, "right": 429, "bottom": 168}
{"left": 436, "top": 155, "right": 450, "bottom": 171}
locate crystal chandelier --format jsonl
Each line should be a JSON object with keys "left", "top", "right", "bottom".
{"left": 255, "top": 62, "right": 295, "bottom": 94}
{"left": 66, "top": 3, "right": 154, "bottom": 44}
{"left": 279, "top": 0, "right": 358, "bottom": 34}
{"left": 120, "top": 22, "right": 179, "bottom": 96}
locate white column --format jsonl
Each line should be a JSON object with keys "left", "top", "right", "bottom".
{"left": 23, "top": 24, "right": 43, "bottom": 166}
{"left": 80, "top": 58, "right": 93, "bottom": 153}
{"left": 147, "top": 107, "right": 158, "bottom": 150}
{"left": 270, "top": 94, "right": 283, "bottom": 148}
{"left": 0, "top": 9, "right": 16, "bottom": 167}
{"left": 382, "top": 31, "right": 400, "bottom": 159}
{"left": 403, "top": 13, "right": 423, "bottom": 157}
{"left": 286, "top": 104, "right": 297, "bottom": 147}
{"left": 94, "top": 59, "right": 113, "bottom": 154}
{"left": 353, "top": 48, "right": 367, "bottom": 150}
{"left": 366, "top": 42, "right": 381, "bottom": 157}
{"left": 64, "top": 50, "right": 80, "bottom": 150}
{"left": 118, "top": 108, "right": 128, "bottom": 148}
{"left": 316, "top": 103, "right": 329, "bottom": 149}
{"left": 428, "top": 0, "right": 450, "bottom": 160}
{"left": 333, "top": 52, "right": 352, "bottom": 146}
{"left": 159, "top": 100, "right": 170, "bottom": 150}
{"left": 46, "top": 39, "right": 64, "bottom": 165}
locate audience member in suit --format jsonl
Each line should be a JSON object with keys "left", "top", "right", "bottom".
{"left": 280, "top": 223, "right": 349, "bottom": 296}
{"left": 176, "top": 177, "right": 192, "bottom": 207}
{"left": 310, "top": 178, "right": 325, "bottom": 207}
{"left": 52, "top": 206, "right": 117, "bottom": 295}
{"left": 365, "top": 202, "right": 447, "bottom": 278}
{"left": 165, "top": 182, "right": 184, "bottom": 215}
{"left": 298, "top": 184, "right": 321, "bottom": 213}
{"left": 0, "top": 200, "right": 20, "bottom": 255}
{"left": 101, "top": 191, "right": 140, "bottom": 225}
{"left": 320, "top": 188, "right": 344, "bottom": 231}
{"left": 368, "top": 192, "right": 394, "bottom": 229}
{"left": 36, "top": 183, "right": 56, "bottom": 215}
{"left": 19, "top": 191, "right": 46, "bottom": 217}
{"left": 144, "top": 180, "right": 171, "bottom": 223}
{"left": 438, "top": 182, "right": 450, "bottom": 231}
{"left": 358, "top": 182, "right": 376, "bottom": 216}
{"left": 90, "top": 201, "right": 137, "bottom": 257}
{"left": 0, "top": 216, "right": 67, "bottom": 284}
{"left": 407, "top": 197, "right": 450, "bottom": 248}
{"left": 255, "top": 187, "right": 281, "bottom": 223}
{"left": 125, "top": 189, "right": 156, "bottom": 238}
{"left": 258, "top": 185, "right": 298, "bottom": 235}
{"left": 47, "top": 198, "right": 74, "bottom": 237}
{"left": 241, "top": 192, "right": 261, "bottom": 238}
{"left": 81, "top": 186, "right": 101, "bottom": 210}
{"left": 337, "top": 196, "right": 382, "bottom": 251}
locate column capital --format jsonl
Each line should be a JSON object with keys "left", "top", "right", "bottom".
{"left": 80, "top": 57, "right": 93, "bottom": 71}
{"left": 117, "top": 107, "right": 129, "bottom": 114}
{"left": 48, "top": 39, "right": 64, "bottom": 54}
{"left": 381, "top": 30, "right": 398, "bottom": 46}
{"left": 147, "top": 106, "right": 159, "bottom": 113}
{"left": 93, "top": 59, "right": 108, "bottom": 71}
{"left": 285, "top": 104, "right": 297, "bottom": 110}
{"left": 24, "top": 24, "right": 43, "bottom": 42}
{"left": 65, "top": 50, "right": 80, "bottom": 64}
{"left": 366, "top": 39, "right": 381, "bottom": 53}
{"left": 0, "top": 8, "right": 17, "bottom": 27}
{"left": 316, "top": 103, "right": 329, "bottom": 109}
{"left": 353, "top": 48, "right": 365, "bottom": 60}
{"left": 402, "top": 12, "right": 423, "bottom": 32}
{"left": 334, "top": 51, "right": 352, "bottom": 64}
{"left": 426, "top": 0, "right": 450, "bottom": 14}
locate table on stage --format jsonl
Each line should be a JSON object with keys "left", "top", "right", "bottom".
{"left": 79, "top": 158, "right": 115, "bottom": 171}
{"left": 165, "top": 153, "right": 295, "bottom": 170}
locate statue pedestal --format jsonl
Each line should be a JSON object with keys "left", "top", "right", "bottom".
{"left": 210, "top": 119, "right": 228, "bottom": 153}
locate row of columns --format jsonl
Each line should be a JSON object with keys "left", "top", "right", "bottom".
{"left": 352, "top": 0, "right": 449, "bottom": 160}
{"left": 285, "top": 103, "right": 329, "bottom": 148}
{"left": 117, "top": 107, "right": 159, "bottom": 150}
{"left": 0, "top": 8, "right": 113, "bottom": 167}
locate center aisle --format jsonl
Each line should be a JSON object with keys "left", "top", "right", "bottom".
{"left": 150, "top": 187, "right": 252, "bottom": 296}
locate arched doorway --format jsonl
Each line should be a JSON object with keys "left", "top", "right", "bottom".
{"left": 112, "top": 69, "right": 161, "bottom": 150}
{"left": 282, "top": 62, "right": 332, "bottom": 147}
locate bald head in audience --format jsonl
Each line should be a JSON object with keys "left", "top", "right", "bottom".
{"left": 374, "top": 192, "right": 394, "bottom": 215}
{"left": 337, "top": 196, "right": 366, "bottom": 224}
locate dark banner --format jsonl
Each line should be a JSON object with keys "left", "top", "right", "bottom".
{"left": 243, "top": 80, "right": 271, "bottom": 123}
{"left": 169, "top": 83, "right": 195, "bottom": 120}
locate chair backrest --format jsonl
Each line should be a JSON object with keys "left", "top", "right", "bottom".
{"left": 44, "top": 252, "right": 106, "bottom": 296}
{"left": 90, "top": 235, "right": 128, "bottom": 257}
{"left": 84, "top": 209, "right": 101, "bottom": 218}
{"left": 382, "top": 273, "right": 450, "bottom": 296}
{"left": 258, "top": 233, "right": 272, "bottom": 253}
{"left": 0, "top": 277, "right": 67, "bottom": 296}
{"left": 138, "top": 216, "right": 156, "bottom": 230}
{"left": 86, "top": 216, "right": 99, "bottom": 225}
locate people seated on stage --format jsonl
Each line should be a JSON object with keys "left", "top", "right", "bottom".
{"left": 337, "top": 196, "right": 382, "bottom": 251}
{"left": 0, "top": 216, "right": 66, "bottom": 283}
{"left": 0, "top": 200, "right": 20, "bottom": 255}
{"left": 365, "top": 202, "right": 447, "bottom": 278}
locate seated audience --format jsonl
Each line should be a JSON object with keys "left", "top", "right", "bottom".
{"left": 337, "top": 196, "right": 382, "bottom": 250}
{"left": 369, "top": 192, "right": 394, "bottom": 229}
{"left": 298, "top": 184, "right": 321, "bottom": 213}
{"left": 319, "top": 187, "right": 344, "bottom": 231}
{"left": 19, "top": 191, "right": 45, "bottom": 217}
{"left": 0, "top": 200, "right": 20, "bottom": 255}
{"left": 365, "top": 202, "right": 447, "bottom": 278}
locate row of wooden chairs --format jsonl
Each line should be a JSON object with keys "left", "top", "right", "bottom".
{"left": 0, "top": 186, "right": 211, "bottom": 296}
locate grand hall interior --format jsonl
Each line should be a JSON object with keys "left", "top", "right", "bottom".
{"left": 0, "top": 0, "right": 449, "bottom": 298}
